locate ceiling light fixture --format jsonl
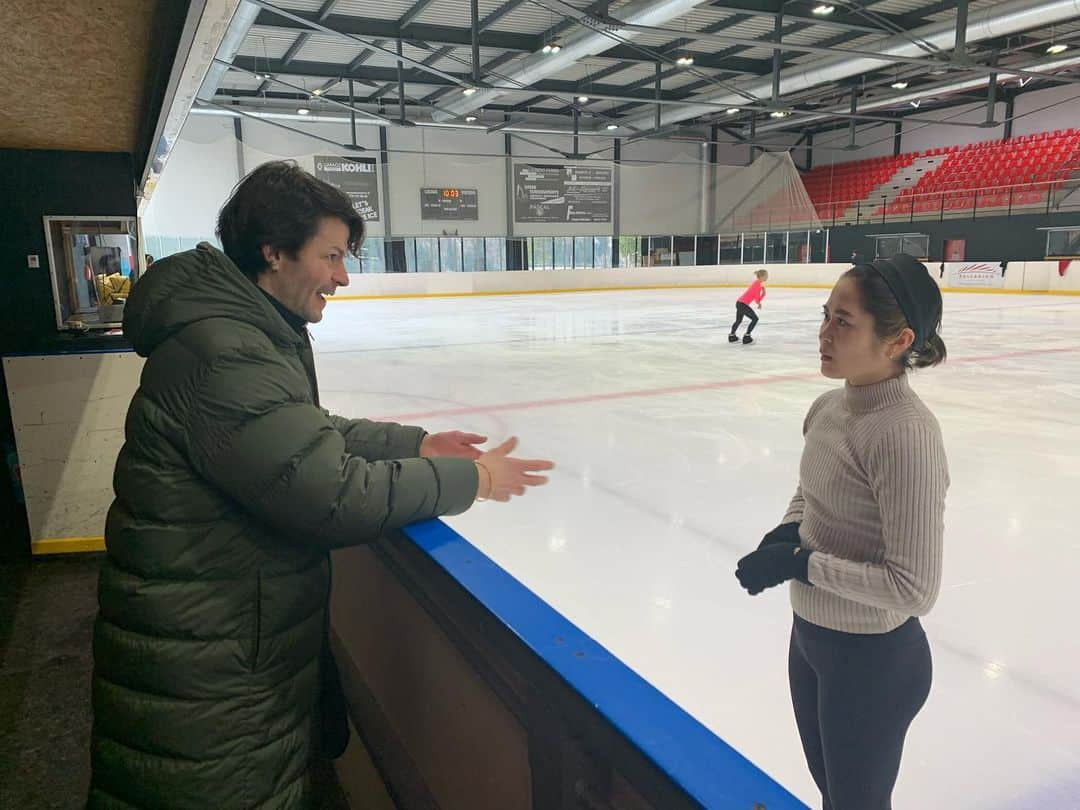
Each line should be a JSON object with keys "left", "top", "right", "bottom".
{"left": 812, "top": 4, "right": 835, "bottom": 15}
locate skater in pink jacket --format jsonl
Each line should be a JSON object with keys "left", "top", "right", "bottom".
{"left": 729, "top": 269, "right": 768, "bottom": 344}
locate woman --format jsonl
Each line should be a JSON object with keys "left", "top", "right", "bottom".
{"left": 735, "top": 253, "right": 949, "bottom": 810}
{"left": 728, "top": 268, "right": 768, "bottom": 345}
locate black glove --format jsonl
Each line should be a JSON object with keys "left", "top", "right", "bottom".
{"left": 736, "top": 543, "right": 812, "bottom": 595}
{"left": 757, "top": 521, "right": 801, "bottom": 550}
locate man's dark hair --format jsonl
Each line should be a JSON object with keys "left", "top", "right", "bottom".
{"left": 216, "top": 160, "right": 365, "bottom": 278}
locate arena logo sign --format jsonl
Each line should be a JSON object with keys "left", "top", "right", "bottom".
{"left": 314, "top": 156, "right": 380, "bottom": 221}
{"left": 946, "top": 261, "right": 1005, "bottom": 288}
{"left": 316, "top": 160, "right": 374, "bottom": 174}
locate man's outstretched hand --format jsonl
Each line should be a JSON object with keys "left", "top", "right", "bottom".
{"left": 474, "top": 437, "right": 554, "bottom": 502}
{"left": 420, "top": 431, "right": 488, "bottom": 460}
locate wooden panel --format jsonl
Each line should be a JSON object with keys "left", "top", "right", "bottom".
{"left": 3, "top": 353, "right": 142, "bottom": 543}
{"left": 0, "top": 0, "right": 164, "bottom": 152}
{"left": 331, "top": 544, "right": 533, "bottom": 810}
{"left": 329, "top": 530, "right": 719, "bottom": 810}
{"left": 332, "top": 718, "right": 397, "bottom": 810}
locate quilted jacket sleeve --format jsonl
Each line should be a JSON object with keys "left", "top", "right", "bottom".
{"left": 324, "top": 412, "right": 427, "bottom": 460}
{"left": 183, "top": 344, "right": 477, "bottom": 549}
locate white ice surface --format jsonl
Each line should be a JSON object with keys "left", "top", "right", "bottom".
{"left": 312, "top": 287, "right": 1080, "bottom": 809}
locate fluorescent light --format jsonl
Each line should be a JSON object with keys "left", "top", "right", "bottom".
{"left": 676, "top": 56, "right": 694, "bottom": 67}
{"left": 726, "top": 107, "right": 741, "bottom": 114}
{"left": 770, "top": 110, "right": 789, "bottom": 118}
{"left": 909, "top": 99, "right": 922, "bottom": 108}
{"left": 463, "top": 86, "right": 477, "bottom": 96}
{"left": 312, "top": 88, "right": 323, "bottom": 95}
{"left": 892, "top": 80, "right": 909, "bottom": 89}
{"left": 606, "top": 123, "right": 619, "bottom": 130}
{"left": 577, "top": 95, "right": 590, "bottom": 103}
{"left": 1047, "top": 43, "right": 1068, "bottom": 55}
{"left": 812, "top": 4, "right": 835, "bottom": 15}
{"left": 465, "top": 115, "right": 477, "bottom": 122}
{"left": 297, "top": 107, "right": 310, "bottom": 115}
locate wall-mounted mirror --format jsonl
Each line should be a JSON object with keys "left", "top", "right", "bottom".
{"left": 43, "top": 216, "right": 140, "bottom": 331}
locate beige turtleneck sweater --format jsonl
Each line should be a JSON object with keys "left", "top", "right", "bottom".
{"left": 784, "top": 373, "right": 949, "bottom": 634}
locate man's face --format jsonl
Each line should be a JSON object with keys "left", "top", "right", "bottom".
{"left": 259, "top": 217, "right": 352, "bottom": 323}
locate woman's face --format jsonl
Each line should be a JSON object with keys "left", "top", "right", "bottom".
{"left": 819, "top": 277, "right": 910, "bottom": 385}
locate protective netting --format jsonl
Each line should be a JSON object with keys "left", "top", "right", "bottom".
{"left": 709, "top": 151, "right": 822, "bottom": 233}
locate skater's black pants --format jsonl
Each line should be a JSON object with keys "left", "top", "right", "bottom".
{"left": 789, "top": 614, "right": 932, "bottom": 810}
{"left": 730, "top": 301, "right": 758, "bottom": 335}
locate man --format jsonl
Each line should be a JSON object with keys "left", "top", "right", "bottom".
{"left": 88, "top": 161, "right": 552, "bottom": 808}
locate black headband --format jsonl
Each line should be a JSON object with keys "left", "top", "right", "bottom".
{"left": 862, "top": 254, "right": 938, "bottom": 350}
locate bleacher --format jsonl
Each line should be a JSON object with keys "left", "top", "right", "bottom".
{"left": 878, "top": 129, "right": 1080, "bottom": 215}
{"left": 790, "top": 128, "right": 1080, "bottom": 224}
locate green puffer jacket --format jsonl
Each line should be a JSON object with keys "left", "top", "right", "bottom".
{"left": 88, "top": 243, "right": 478, "bottom": 808}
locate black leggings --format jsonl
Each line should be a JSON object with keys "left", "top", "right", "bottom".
{"left": 730, "top": 301, "right": 758, "bottom": 335}
{"left": 789, "top": 615, "right": 932, "bottom": 810}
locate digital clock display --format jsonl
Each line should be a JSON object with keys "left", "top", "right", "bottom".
{"left": 420, "top": 187, "right": 479, "bottom": 220}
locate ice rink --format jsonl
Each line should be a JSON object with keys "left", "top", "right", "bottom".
{"left": 312, "top": 284, "right": 1080, "bottom": 808}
